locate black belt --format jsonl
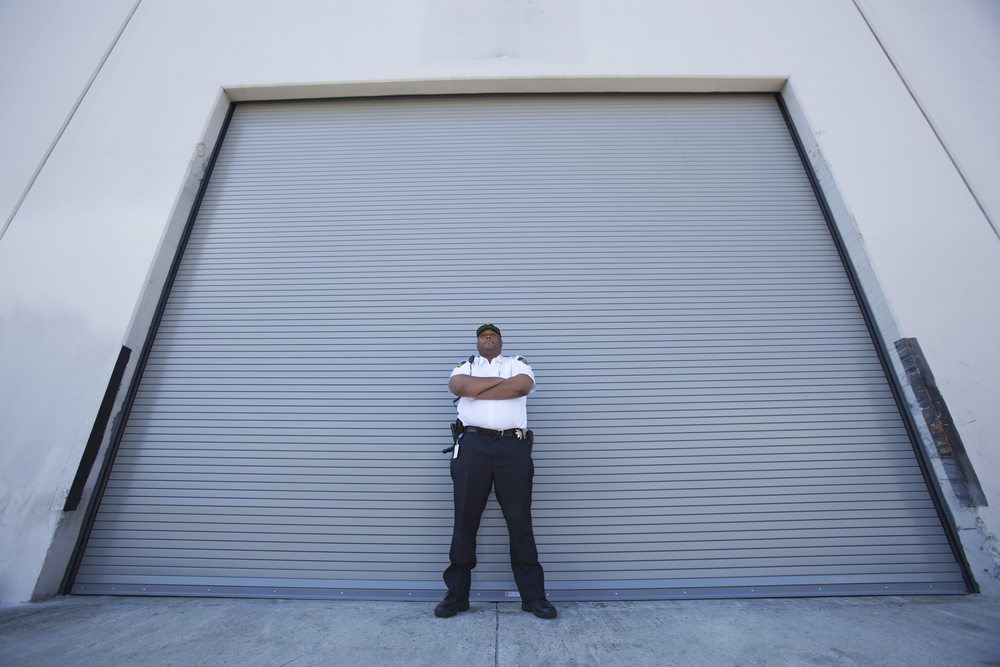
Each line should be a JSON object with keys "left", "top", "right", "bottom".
{"left": 465, "top": 426, "right": 526, "bottom": 440}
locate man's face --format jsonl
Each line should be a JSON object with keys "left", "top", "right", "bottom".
{"left": 477, "top": 330, "right": 502, "bottom": 359}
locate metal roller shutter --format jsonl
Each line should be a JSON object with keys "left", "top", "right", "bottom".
{"left": 72, "top": 94, "right": 967, "bottom": 600}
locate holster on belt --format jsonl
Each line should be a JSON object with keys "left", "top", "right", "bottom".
{"left": 443, "top": 419, "right": 465, "bottom": 454}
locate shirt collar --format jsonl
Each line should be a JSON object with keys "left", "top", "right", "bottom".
{"left": 476, "top": 354, "right": 504, "bottom": 365}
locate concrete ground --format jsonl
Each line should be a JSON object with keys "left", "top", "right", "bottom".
{"left": 1, "top": 595, "right": 999, "bottom": 666}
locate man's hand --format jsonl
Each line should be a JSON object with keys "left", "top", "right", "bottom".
{"left": 449, "top": 373, "right": 534, "bottom": 399}
{"left": 449, "top": 375, "right": 503, "bottom": 397}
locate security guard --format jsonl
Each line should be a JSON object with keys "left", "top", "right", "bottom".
{"left": 434, "top": 323, "right": 557, "bottom": 619}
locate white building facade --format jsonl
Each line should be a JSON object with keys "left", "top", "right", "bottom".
{"left": 1, "top": 0, "right": 998, "bottom": 603}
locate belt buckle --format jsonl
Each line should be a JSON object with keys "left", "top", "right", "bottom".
{"left": 514, "top": 428, "right": 524, "bottom": 440}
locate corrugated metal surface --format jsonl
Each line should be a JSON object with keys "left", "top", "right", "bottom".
{"left": 72, "top": 94, "right": 966, "bottom": 599}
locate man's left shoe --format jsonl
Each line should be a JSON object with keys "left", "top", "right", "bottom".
{"left": 521, "top": 598, "right": 557, "bottom": 619}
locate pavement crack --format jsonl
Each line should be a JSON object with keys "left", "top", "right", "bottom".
{"left": 494, "top": 603, "right": 500, "bottom": 667}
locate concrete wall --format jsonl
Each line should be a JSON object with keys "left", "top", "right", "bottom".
{"left": 852, "top": 0, "right": 1000, "bottom": 580}
{"left": 1, "top": 0, "right": 998, "bottom": 603}
{"left": 0, "top": 0, "right": 141, "bottom": 234}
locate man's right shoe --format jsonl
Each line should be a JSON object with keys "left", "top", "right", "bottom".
{"left": 434, "top": 595, "right": 470, "bottom": 618}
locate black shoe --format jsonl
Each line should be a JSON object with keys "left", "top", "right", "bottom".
{"left": 434, "top": 595, "right": 470, "bottom": 618}
{"left": 521, "top": 598, "right": 557, "bottom": 619}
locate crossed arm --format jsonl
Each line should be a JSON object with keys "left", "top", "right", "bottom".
{"left": 449, "top": 373, "right": 534, "bottom": 400}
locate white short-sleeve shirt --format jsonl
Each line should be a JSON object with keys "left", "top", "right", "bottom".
{"left": 450, "top": 354, "right": 536, "bottom": 430}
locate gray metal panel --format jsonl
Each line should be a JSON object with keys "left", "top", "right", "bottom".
{"left": 73, "top": 94, "right": 966, "bottom": 600}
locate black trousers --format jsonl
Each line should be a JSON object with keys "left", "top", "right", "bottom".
{"left": 443, "top": 429, "right": 546, "bottom": 602}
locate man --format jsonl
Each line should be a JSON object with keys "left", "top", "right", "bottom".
{"left": 434, "top": 323, "right": 557, "bottom": 620}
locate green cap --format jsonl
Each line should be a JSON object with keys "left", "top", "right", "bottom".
{"left": 476, "top": 323, "right": 501, "bottom": 337}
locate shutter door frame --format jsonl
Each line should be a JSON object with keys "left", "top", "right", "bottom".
{"left": 66, "top": 93, "right": 974, "bottom": 599}
{"left": 773, "top": 95, "right": 973, "bottom": 593}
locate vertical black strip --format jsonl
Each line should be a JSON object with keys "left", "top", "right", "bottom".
{"left": 775, "top": 93, "right": 977, "bottom": 592}
{"left": 61, "top": 102, "right": 237, "bottom": 594}
{"left": 63, "top": 345, "right": 132, "bottom": 512}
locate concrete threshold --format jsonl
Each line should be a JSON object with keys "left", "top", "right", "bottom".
{"left": 1, "top": 595, "right": 998, "bottom": 666}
